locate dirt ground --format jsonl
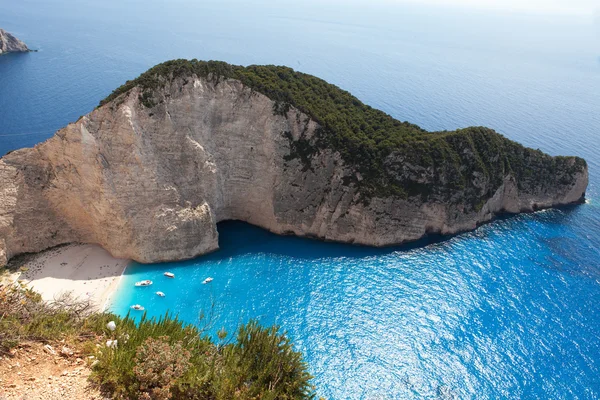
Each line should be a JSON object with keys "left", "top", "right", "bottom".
{"left": 0, "top": 341, "right": 106, "bottom": 400}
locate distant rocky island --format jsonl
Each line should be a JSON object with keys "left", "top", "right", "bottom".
{"left": 0, "top": 29, "right": 29, "bottom": 54}
{"left": 0, "top": 60, "right": 588, "bottom": 267}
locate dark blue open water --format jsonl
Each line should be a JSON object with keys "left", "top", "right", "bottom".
{"left": 1, "top": 1, "right": 599, "bottom": 398}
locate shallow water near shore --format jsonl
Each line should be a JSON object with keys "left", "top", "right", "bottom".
{"left": 2, "top": 0, "right": 600, "bottom": 398}
{"left": 111, "top": 211, "right": 600, "bottom": 399}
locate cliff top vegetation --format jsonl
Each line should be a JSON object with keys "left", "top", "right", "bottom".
{"left": 100, "top": 59, "right": 586, "bottom": 203}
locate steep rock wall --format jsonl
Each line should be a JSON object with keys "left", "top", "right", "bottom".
{"left": 0, "top": 75, "right": 588, "bottom": 266}
{"left": 0, "top": 29, "right": 29, "bottom": 54}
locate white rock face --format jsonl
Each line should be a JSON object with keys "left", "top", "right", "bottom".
{"left": 0, "top": 75, "right": 588, "bottom": 266}
{"left": 0, "top": 29, "right": 29, "bottom": 54}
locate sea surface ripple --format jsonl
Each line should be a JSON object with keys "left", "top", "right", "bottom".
{"left": 1, "top": 1, "right": 599, "bottom": 398}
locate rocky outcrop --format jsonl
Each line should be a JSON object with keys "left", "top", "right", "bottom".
{"left": 0, "top": 29, "right": 29, "bottom": 54}
{"left": 0, "top": 68, "right": 588, "bottom": 266}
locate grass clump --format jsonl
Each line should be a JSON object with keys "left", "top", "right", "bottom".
{"left": 0, "top": 283, "right": 110, "bottom": 351}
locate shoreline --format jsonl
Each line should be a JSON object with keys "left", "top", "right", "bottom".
{"left": 16, "top": 243, "right": 129, "bottom": 311}
{"left": 101, "top": 261, "right": 128, "bottom": 312}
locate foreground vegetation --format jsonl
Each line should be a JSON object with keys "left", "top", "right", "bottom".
{"left": 0, "top": 283, "right": 316, "bottom": 399}
{"left": 99, "top": 59, "right": 586, "bottom": 203}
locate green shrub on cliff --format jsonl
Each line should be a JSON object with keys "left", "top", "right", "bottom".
{"left": 93, "top": 313, "right": 315, "bottom": 399}
{"left": 100, "top": 59, "right": 587, "bottom": 204}
{"left": 0, "top": 284, "right": 316, "bottom": 399}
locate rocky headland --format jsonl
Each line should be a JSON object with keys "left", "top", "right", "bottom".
{"left": 0, "top": 60, "right": 588, "bottom": 267}
{"left": 0, "top": 29, "right": 29, "bottom": 54}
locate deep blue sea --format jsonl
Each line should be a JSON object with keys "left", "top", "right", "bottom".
{"left": 1, "top": 1, "right": 599, "bottom": 398}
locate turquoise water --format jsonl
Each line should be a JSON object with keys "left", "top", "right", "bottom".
{"left": 1, "top": 0, "right": 599, "bottom": 398}
{"left": 113, "top": 215, "right": 600, "bottom": 399}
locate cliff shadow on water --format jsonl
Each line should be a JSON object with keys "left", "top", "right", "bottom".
{"left": 7, "top": 202, "right": 588, "bottom": 286}
{"left": 216, "top": 203, "right": 586, "bottom": 258}
{"left": 129, "top": 203, "right": 588, "bottom": 272}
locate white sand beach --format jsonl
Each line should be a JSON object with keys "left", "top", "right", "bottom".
{"left": 17, "top": 244, "right": 129, "bottom": 311}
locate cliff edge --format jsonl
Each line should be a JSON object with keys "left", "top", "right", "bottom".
{"left": 0, "top": 60, "right": 588, "bottom": 266}
{"left": 0, "top": 29, "right": 29, "bottom": 54}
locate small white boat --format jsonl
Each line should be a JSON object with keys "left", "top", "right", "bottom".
{"left": 156, "top": 291, "right": 165, "bottom": 297}
{"left": 134, "top": 280, "right": 153, "bottom": 287}
{"left": 202, "top": 277, "right": 213, "bottom": 284}
{"left": 130, "top": 304, "right": 145, "bottom": 311}
{"left": 164, "top": 272, "right": 175, "bottom": 278}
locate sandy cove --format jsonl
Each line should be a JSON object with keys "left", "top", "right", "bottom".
{"left": 16, "top": 244, "right": 129, "bottom": 311}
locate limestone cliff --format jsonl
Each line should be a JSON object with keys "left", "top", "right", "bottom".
{"left": 0, "top": 29, "right": 29, "bottom": 54}
{"left": 0, "top": 61, "right": 588, "bottom": 266}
